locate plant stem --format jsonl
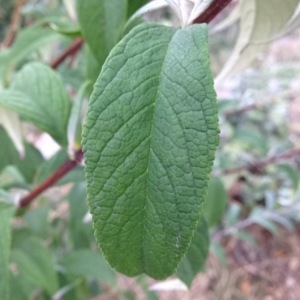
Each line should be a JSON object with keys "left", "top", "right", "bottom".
{"left": 214, "top": 147, "right": 300, "bottom": 176}
{"left": 19, "top": 149, "right": 83, "bottom": 208}
{"left": 193, "top": 0, "right": 234, "bottom": 24}
{"left": 50, "top": 38, "right": 84, "bottom": 69}
{"left": 0, "top": 0, "right": 25, "bottom": 48}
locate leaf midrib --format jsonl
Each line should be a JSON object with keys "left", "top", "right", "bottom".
{"left": 141, "top": 28, "right": 178, "bottom": 271}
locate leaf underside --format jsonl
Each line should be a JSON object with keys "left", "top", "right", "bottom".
{"left": 83, "top": 23, "right": 219, "bottom": 279}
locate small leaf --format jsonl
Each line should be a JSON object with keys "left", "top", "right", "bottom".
{"left": 11, "top": 236, "right": 59, "bottom": 295}
{"left": 234, "top": 130, "right": 268, "bottom": 155}
{"left": 264, "top": 211, "right": 294, "bottom": 231}
{"left": 250, "top": 209, "right": 278, "bottom": 234}
{"left": 276, "top": 164, "right": 299, "bottom": 191}
{"left": 61, "top": 250, "right": 116, "bottom": 284}
{"left": 77, "top": 0, "right": 127, "bottom": 66}
{"left": 0, "top": 203, "right": 15, "bottom": 300}
{"left": 83, "top": 23, "right": 219, "bottom": 279}
{"left": 68, "top": 183, "right": 93, "bottom": 249}
{"left": 0, "top": 107, "right": 24, "bottom": 157}
{"left": 49, "top": 21, "right": 81, "bottom": 38}
{"left": 2, "top": 63, "right": 72, "bottom": 145}
{"left": 0, "top": 22, "right": 58, "bottom": 71}
{"left": 203, "top": 177, "right": 227, "bottom": 227}
{"left": 177, "top": 218, "right": 209, "bottom": 287}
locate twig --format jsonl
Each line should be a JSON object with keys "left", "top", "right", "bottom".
{"left": 214, "top": 147, "right": 300, "bottom": 176}
{"left": 213, "top": 219, "right": 253, "bottom": 241}
{"left": 224, "top": 102, "right": 264, "bottom": 118}
{"left": 1, "top": 0, "right": 25, "bottom": 48}
{"left": 19, "top": 149, "right": 83, "bottom": 208}
{"left": 193, "top": 0, "right": 233, "bottom": 24}
{"left": 50, "top": 38, "right": 84, "bottom": 69}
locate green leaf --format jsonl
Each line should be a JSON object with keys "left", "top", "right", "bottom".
{"left": 250, "top": 209, "right": 278, "bottom": 234}
{"left": 84, "top": 45, "right": 102, "bottom": 95}
{"left": 234, "top": 130, "right": 268, "bottom": 155}
{"left": 67, "top": 81, "right": 89, "bottom": 152}
{"left": 83, "top": 23, "right": 219, "bottom": 279}
{"left": 24, "top": 205, "right": 50, "bottom": 237}
{"left": 0, "top": 22, "right": 58, "bottom": 71}
{"left": 127, "top": 0, "right": 150, "bottom": 17}
{"left": 76, "top": 0, "right": 127, "bottom": 66}
{"left": 177, "top": 218, "right": 209, "bottom": 287}
{"left": 2, "top": 63, "right": 72, "bottom": 145}
{"left": 276, "top": 164, "right": 299, "bottom": 191}
{"left": 0, "top": 128, "right": 44, "bottom": 183}
{"left": 203, "top": 177, "right": 227, "bottom": 227}
{"left": 0, "top": 107, "right": 24, "bottom": 157}
{"left": 49, "top": 21, "right": 81, "bottom": 38}
{"left": 0, "top": 203, "right": 15, "bottom": 300}
{"left": 68, "top": 183, "right": 93, "bottom": 249}
{"left": 61, "top": 250, "right": 116, "bottom": 285}
{"left": 11, "top": 236, "right": 59, "bottom": 295}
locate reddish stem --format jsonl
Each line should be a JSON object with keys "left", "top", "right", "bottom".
{"left": 50, "top": 38, "right": 84, "bottom": 69}
{"left": 19, "top": 149, "right": 83, "bottom": 208}
{"left": 193, "top": 0, "right": 233, "bottom": 24}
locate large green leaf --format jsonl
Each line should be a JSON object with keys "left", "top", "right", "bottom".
{"left": 83, "top": 23, "right": 219, "bottom": 279}
{"left": 1, "top": 63, "right": 72, "bottom": 145}
{"left": 77, "top": 0, "right": 127, "bottom": 66}
{"left": 0, "top": 203, "right": 15, "bottom": 300}
{"left": 177, "top": 218, "right": 209, "bottom": 287}
{"left": 203, "top": 177, "right": 228, "bottom": 227}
